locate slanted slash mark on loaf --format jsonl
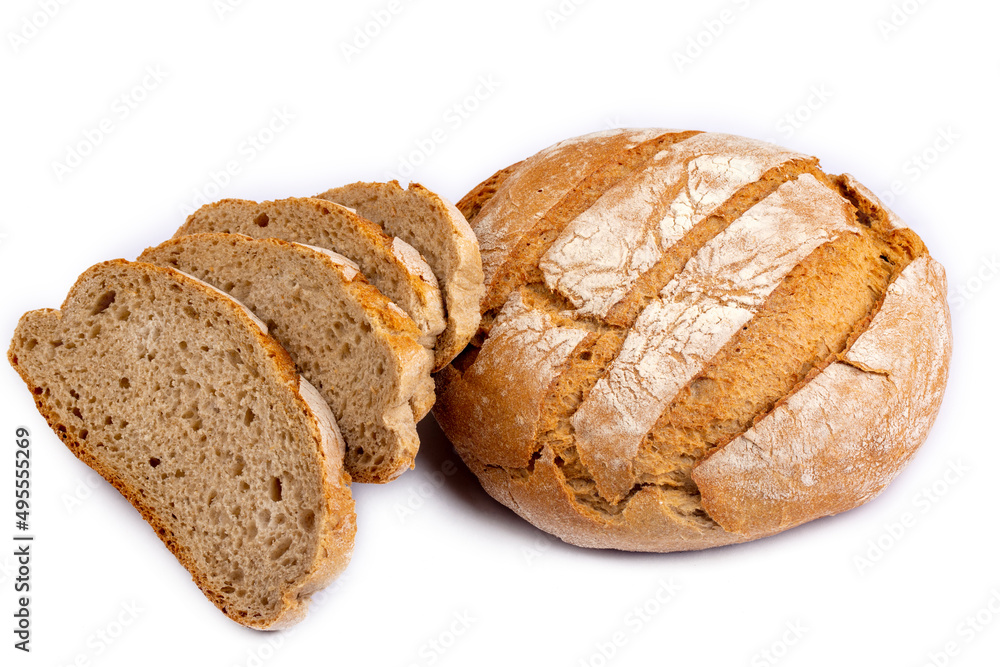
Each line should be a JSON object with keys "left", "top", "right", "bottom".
{"left": 571, "top": 174, "right": 860, "bottom": 502}
{"left": 576, "top": 170, "right": 922, "bottom": 514}
{"left": 478, "top": 129, "right": 703, "bottom": 313}
{"left": 469, "top": 142, "right": 822, "bottom": 514}
{"left": 502, "top": 169, "right": 917, "bottom": 520}
{"left": 437, "top": 290, "right": 590, "bottom": 471}
{"left": 538, "top": 133, "right": 817, "bottom": 323}
{"left": 692, "top": 254, "right": 949, "bottom": 536}
{"left": 600, "top": 157, "right": 822, "bottom": 327}
{"left": 634, "top": 229, "right": 907, "bottom": 488}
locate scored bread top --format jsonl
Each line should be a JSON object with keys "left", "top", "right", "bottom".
{"left": 435, "top": 128, "right": 951, "bottom": 552}
{"left": 693, "top": 253, "right": 952, "bottom": 537}
{"left": 140, "top": 233, "right": 434, "bottom": 484}
{"left": 8, "top": 260, "right": 356, "bottom": 627}
{"left": 175, "top": 197, "right": 446, "bottom": 350}
{"left": 571, "top": 173, "right": 860, "bottom": 502}
{"left": 316, "top": 181, "right": 485, "bottom": 371}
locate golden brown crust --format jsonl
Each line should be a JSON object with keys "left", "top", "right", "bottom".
{"left": 177, "top": 197, "right": 446, "bottom": 350}
{"left": 434, "top": 131, "right": 953, "bottom": 552}
{"left": 456, "top": 161, "right": 525, "bottom": 222}
{"left": 8, "top": 260, "right": 356, "bottom": 628}
{"left": 691, "top": 237, "right": 952, "bottom": 538}
{"left": 139, "top": 234, "right": 433, "bottom": 484}
{"left": 314, "top": 181, "right": 485, "bottom": 371}
{"left": 474, "top": 129, "right": 701, "bottom": 313}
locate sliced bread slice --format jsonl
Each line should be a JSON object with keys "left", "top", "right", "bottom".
{"left": 140, "top": 233, "right": 434, "bottom": 483}
{"left": 7, "top": 260, "right": 355, "bottom": 630}
{"left": 315, "top": 181, "right": 485, "bottom": 370}
{"left": 175, "top": 197, "right": 446, "bottom": 351}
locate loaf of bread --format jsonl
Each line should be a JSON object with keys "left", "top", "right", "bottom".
{"left": 139, "top": 233, "right": 434, "bottom": 483}
{"left": 438, "top": 129, "right": 952, "bottom": 552}
{"left": 8, "top": 260, "right": 355, "bottom": 627}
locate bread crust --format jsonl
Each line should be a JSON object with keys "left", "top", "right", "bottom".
{"left": 434, "top": 130, "right": 953, "bottom": 552}
{"left": 691, "top": 220, "right": 952, "bottom": 538}
{"left": 8, "top": 260, "right": 356, "bottom": 628}
{"left": 140, "top": 234, "right": 434, "bottom": 483}
{"left": 315, "top": 181, "right": 486, "bottom": 371}
{"left": 177, "top": 197, "right": 446, "bottom": 350}
{"left": 455, "top": 160, "right": 525, "bottom": 222}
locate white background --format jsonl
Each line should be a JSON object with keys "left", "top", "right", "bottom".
{"left": 2, "top": 1, "right": 998, "bottom": 666}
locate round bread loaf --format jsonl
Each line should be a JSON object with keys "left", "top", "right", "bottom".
{"left": 436, "top": 129, "right": 952, "bottom": 552}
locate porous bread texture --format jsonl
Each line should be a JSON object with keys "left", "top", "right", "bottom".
{"left": 435, "top": 129, "right": 952, "bottom": 552}
{"left": 176, "top": 197, "right": 446, "bottom": 351}
{"left": 7, "top": 260, "right": 355, "bottom": 628}
{"left": 140, "top": 234, "right": 434, "bottom": 483}
{"left": 315, "top": 181, "right": 485, "bottom": 371}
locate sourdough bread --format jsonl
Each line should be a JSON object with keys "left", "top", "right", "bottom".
{"left": 140, "top": 234, "right": 433, "bottom": 483}
{"left": 175, "top": 197, "right": 446, "bottom": 350}
{"left": 435, "top": 129, "right": 952, "bottom": 552}
{"left": 456, "top": 161, "right": 524, "bottom": 222}
{"left": 8, "top": 260, "right": 355, "bottom": 627}
{"left": 316, "top": 181, "right": 485, "bottom": 370}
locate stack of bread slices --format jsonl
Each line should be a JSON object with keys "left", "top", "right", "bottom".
{"left": 7, "top": 181, "right": 484, "bottom": 629}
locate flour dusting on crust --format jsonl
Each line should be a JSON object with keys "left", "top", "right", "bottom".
{"left": 450, "top": 291, "right": 589, "bottom": 469}
{"left": 693, "top": 255, "right": 952, "bottom": 536}
{"left": 475, "top": 129, "right": 677, "bottom": 288}
{"left": 572, "top": 174, "right": 859, "bottom": 499}
{"left": 539, "top": 133, "right": 809, "bottom": 318}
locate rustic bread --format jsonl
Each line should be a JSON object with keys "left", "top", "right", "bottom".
{"left": 456, "top": 161, "right": 524, "bottom": 222}
{"left": 140, "top": 234, "right": 434, "bottom": 483}
{"left": 316, "top": 181, "right": 485, "bottom": 370}
{"left": 435, "top": 129, "right": 952, "bottom": 552}
{"left": 175, "top": 197, "right": 446, "bottom": 350}
{"left": 8, "top": 260, "right": 355, "bottom": 627}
